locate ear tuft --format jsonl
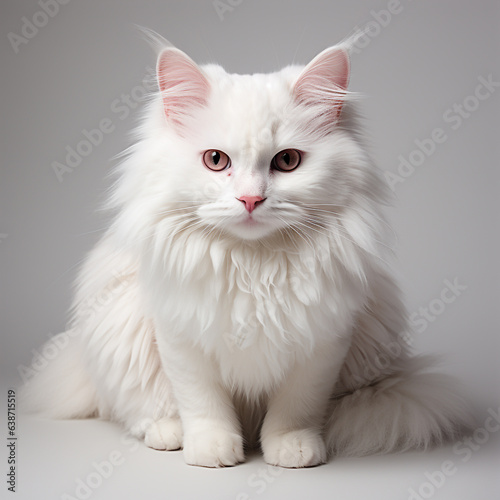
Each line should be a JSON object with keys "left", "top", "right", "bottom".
{"left": 293, "top": 46, "right": 350, "bottom": 126}
{"left": 157, "top": 48, "right": 210, "bottom": 128}
{"left": 135, "top": 25, "right": 172, "bottom": 54}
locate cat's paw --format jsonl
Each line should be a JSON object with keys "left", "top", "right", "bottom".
{"left": 262, "top": 429, "right": 327, "bottom": 468}
{"left": 144, "top": 417, "right": 183, "bottom": 451}
{"left": 183, "top": 428, "right": 244, "bottom": 467}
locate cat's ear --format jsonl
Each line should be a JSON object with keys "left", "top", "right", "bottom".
{"left": 293, "top": 46, "right": 350, "bottom": 122}
{"left": 157, "top": 47, "right": 210, "bottom": 128}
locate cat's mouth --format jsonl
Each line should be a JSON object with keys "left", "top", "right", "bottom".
{"left": 240, "top": 214, "right": 259, "bottom": 226}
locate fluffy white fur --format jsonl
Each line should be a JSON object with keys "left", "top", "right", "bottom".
{"left": 21, "top": 40, "right": 470, "bottom": 467}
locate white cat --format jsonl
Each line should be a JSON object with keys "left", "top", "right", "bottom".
{"left": 22, "top": 39, "right": 470, "bottom": 468}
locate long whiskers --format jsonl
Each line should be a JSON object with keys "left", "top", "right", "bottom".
{"left": 296, "top": 216, "right": 393, "bottom": 268}
{"left": 274, "top": 214, "right": 315, "bottom": 254}
{"left": 302, "top": 212, "right": 395, "bottom": 253}
{"left": 277, "top": 197, "right": 396, "bottom": 250}
{"left": 303, "top": 202, "right": 397, "bottom": 239}
{"left": 155, "top": 204, "right": 203, "bottom": 216}
{"left": 279, "top": 198, "right": 395, "bottom": 233}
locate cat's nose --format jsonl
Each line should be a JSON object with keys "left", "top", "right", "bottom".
{"left": 237, "top": 196, "right": 266, "bottom": 214}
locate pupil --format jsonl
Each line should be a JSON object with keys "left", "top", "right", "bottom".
{"left": 212, "top": 151, "right": 220, "bottom": 165}
{"left": 282, "top": 152, "right": 290, "bottom": 165}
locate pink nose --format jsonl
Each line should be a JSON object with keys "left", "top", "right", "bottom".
{"left": 237, "top": 196, "right": 265, "bottom": 213}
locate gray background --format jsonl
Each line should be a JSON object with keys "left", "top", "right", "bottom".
{"left": 0, "top": 1, "right": 498, "bottom": 499}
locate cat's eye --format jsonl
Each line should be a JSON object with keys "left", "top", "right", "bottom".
{"left": 202, "top": 150, "right": 231, "bottom": 171}
{"left": 271, "top": 149, "right": 301, "bottom": 172}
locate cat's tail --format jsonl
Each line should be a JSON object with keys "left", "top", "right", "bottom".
{"left": 326, "top": 357, "right": 473, "bottom": 456}
{"left": 19, "top": 330, "right": 98, "bottom": 419}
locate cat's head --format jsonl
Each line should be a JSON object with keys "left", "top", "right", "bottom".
{"left": 115, "top": 43, "right": 386, "bottom": 253}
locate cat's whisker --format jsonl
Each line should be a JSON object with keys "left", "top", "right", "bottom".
{"left": 155, "top": 213, "right": 198, "bottom": 228}
{"left": 144, "top": 214, "right": 205, "bottom": 244}
{"left": 214, "top": 226, "right": 225, "bottom": 246}
{"left": 206, "top": 222, "right": 230, "bottom": 245}
{"left": 156, "top": 205, "right": 202, "bottom": 216}
{"left": 274, "top": 199, "right": 397, "bottom": 250}
{"left": 293, "top": 219, "right": 331, "bottom": 241}
{"left": 280, "top": 198, "right": 393, "bottom": 230}
{"left": 199, "top": 222, "right": 217, "bottom": 241}
{"left": 275, "top": 215, "right": 315, "bottom": 253}
{"left": 277, "top": 228, "right": 303, "bottom": 255}
{"left": 328, "top": 221, "right": 395, "bottom": 253}
{"left": 196, "top": 215, "right": 231, "bottom": 243}
{"left": 299, "top": 217, "right": 331, "bottom": 233}
{"left": 301, "top": 214, "right": 395, "bottom": 253}
{"left": 298, "top": 218, "right": 393, "bottom": 268}
{"left": 304, "top": 203, "right": 397, "bottom": 238}
{"left": 173, "top": 218, "right": 207, "bottom": 237}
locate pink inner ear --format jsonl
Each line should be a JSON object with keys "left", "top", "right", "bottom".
{"left": 293, "top": 47, "right": 350, "bottom": 119}
{"left": 157, "top": 48, "right": 210, "bottom": 126}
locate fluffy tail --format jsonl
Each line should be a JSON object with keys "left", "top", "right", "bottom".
{"left": 19, "top": 331, "right": 98, "bottom": 419}
{"left": 326, "top": 358, "right": 473, "bottom": 456}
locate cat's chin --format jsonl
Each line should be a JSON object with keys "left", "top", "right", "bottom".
{"left": 225, "top": 218, "right": 277, "bottom": 241}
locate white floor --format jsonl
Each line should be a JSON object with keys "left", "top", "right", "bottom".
{"left": 8, "top": 410, "right": 498, "bottom": 500}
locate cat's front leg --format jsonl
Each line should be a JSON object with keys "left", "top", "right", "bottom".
{"left": 261, "top": 339, "right": 350, "bottom": 468}
{"left": 156, "top": 338, "right": 244, "bottom": 467}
